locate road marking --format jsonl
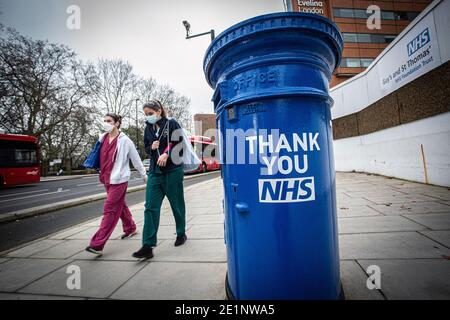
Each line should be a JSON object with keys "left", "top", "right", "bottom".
{"left": 76, "top": 182, "right": 100, "bottom": 187}
{"left": 0, "top": 189, "right": 71, "bottom": 203}
{"left": 0, "top": 189, "right": 50, "bottom": 198}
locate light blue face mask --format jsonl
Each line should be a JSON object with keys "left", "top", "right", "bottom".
{"left": 146, "top": 115, "right": 160, "bottom": 124}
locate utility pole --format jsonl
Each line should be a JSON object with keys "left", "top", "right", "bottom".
{"left": 135, "top": 98, "right": 140, "bottom": 155}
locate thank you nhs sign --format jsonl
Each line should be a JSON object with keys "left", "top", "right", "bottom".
{"left": 246, "top": 132, "right": 320, "bottom": 203}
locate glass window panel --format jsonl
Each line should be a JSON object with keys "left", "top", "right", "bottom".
{"left": 357, "top": 33, "right": 372, "bottom": 43}
{"left": 360, "top": 58, "right": 374, "bottom": 68}
{"left": 381, "top": 11, "right": 395, "bottom": 20}
{"left": 343, "top": 33, "right": 358, "bottom": 42}
{"left": 384, "top": 35, "right": 396, "bottom": 43}
{"left": 407, "top": 12, "right": 419, "bottom": 21}
{"left": 14, "top": 149, "right": 37, "bottom": 163}
{"left": 353, "top": 9, "right": 368, "bottom": 19}
{"left": 339, "top": 8, "right": 354, "bottom": 18}
{"left": 341, "top": 58, "right": 361, "bottom": 68}
{"left": 396, "top": 11, "right": 408, "bottom": 20}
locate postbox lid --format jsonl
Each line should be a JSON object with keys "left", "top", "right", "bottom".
{"left": 204, "top": 12, "right": 344, "bottom": 88}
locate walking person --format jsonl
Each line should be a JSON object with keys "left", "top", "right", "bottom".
{"left": 132, "top": 100, "right": 187, "bottom": 259}
{"left": 86, "top": 113, "right": 147, "bottom": 256}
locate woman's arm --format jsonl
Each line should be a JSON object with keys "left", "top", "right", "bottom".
{"left": 128, "top": 138, "right": 147, "bottom": 179}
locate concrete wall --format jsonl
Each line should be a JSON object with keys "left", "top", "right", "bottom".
{"left": 330, "top": 0, "right": 450, "bottom": 186}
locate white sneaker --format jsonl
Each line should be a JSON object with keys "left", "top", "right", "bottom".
{"left": 120, "top": 230, "right": 138, "bottom": 239}
{"left": 85, "top": 246, "right": 103, "bottom": 256}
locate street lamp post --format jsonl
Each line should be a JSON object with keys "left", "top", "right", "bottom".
{"left": 182, "top": 20, "right": 215, "bottom": 41}
{"left": 135, "top": 98, "right": 140, "bottom": 155}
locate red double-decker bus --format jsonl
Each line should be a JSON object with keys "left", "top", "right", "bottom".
{"left": 189, "top": 135, "right": 220, "bottom": 173}
{"left": 0, "top": 133, "right": 41, "bottom": 186}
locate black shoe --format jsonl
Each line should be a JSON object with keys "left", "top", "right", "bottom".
{"left": 174, "top": 234, "right": 187, "bottom": 247}
{"left": 132, "top": 245, "right": 153, "bottom": 259}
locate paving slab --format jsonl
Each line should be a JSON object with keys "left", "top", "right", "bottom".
{"left": 357, "top": 259, "right": 450, "bottom": 300}
{"left": 30, "top": 240, "right": 88, "bottom": 259}
{"left": 369, "top": 202, "right": 450, "bottom": 215}
{"left": 187, "top": 224, "right": 224, "bottom": 239}
{"left": 404, "top": 213, "right": 450, "bottom": 230}
{"left": 339, "top": 232, "right": 450, "bottom": 260}
{"left": 337, "top": 198, "right": 376, "bottom": 207}
{"left": 152, "top": 239, "right": 227, "bottom": 263}
{"left": 340, "top": 261, "right": 384, "bottom": 300}
{"left": 0, "top": 292, "right": 85, "bottom": 300}
{"left": 185, "top": 207, "right": 224, "bottom": 215}
{"left": 337, "top": 205, "right": 383, "bottom": 218}
{"left": 110, "top": 262, "right": 227, "bottom": 300}
{"left": 48, "top": 226, "right": 92, "bottom": 240}
{"left": 0, "top": 258, "right": 69, "bottom": 292}
{"left": 4, "top": 240, "right": 64, "bottom": 258}
{"left": 189, "top": 214, "right": 225, "bottom": 225}
{"left": 363, "top": 194, "right": 438, "bottom": 205}
{"left": 419, "top": 231, "right": 450, "bottom": 248}
{"left": 19, "top": 260, "right": 146, "bottom": 299}
{"left": 344, "top": 190, "right": 407, "bottom": 197}
{"left": 338, "top": 216, "right": 427, "bottom": 234}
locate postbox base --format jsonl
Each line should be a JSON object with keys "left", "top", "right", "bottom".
{"left": 225, "top": 272, "right": 345, "bottom": 300}
{"left": 225, "top": 273, "right": 235, "bottom": 300}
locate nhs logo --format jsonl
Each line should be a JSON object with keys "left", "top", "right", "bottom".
{"left": 407, "top": 28, "right": 430, "bottom": 57}
{"left": 258, "top": 177, "right": 315, "bottom": 203}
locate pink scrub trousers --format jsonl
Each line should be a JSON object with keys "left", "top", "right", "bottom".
{"left": 89, "top": 133, "right": 136, "bottom": 250}
{"left": 89, "top": 182, "right": 136, "bottom": 250}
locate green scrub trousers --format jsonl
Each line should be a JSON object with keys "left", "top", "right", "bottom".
{"left": 142, "top": 166, "right": 186, "bottom": 247}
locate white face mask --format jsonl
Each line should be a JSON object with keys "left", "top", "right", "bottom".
{"left": 103, "top": 122, "right": 114, "bottom": 133}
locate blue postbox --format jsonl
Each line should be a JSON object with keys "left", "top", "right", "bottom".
{"left": 204, "top": 12, "right": 344, "bottom": 300}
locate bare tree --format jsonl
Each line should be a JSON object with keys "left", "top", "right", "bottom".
{"left": 0, "top": 25, "right": 90, "bottom": 138}
{"left": 0, "top": 24, "right": 194, "bottom": 173}
{"left": 0, "top": 25, "right": 99, "bottom": 174}
{"left": 89, "top": 58, "right": 137, "bottom": 122}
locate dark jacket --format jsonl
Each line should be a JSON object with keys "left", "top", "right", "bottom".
{"left": 144, "top": 117, "right": 183, "bottom": 174}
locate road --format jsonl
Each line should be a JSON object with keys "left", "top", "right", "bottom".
{"left": 0, "top": 171, "right": 221, "bottom": 252}
{"left": 0, "top": 173, "right": 147, "bottom": 215}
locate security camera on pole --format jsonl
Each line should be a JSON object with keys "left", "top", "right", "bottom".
{"left": 182, "top": 20, "right": 215, "bottom": 41}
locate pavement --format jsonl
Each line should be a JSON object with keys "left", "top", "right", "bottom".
{"left": 0, "top": 172, "right": 449, "bottom": 300}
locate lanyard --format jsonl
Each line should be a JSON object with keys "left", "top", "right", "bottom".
{"left": 155, "top": 120, "right": 169, "bottom": 157}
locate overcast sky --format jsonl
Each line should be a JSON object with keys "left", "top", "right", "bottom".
{"left": 0, "top": 0, "right": 285, "bottom": 116}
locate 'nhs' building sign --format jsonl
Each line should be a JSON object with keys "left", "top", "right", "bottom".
{"left": 407, "top": 28, "right": 430, "bottom": 57}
